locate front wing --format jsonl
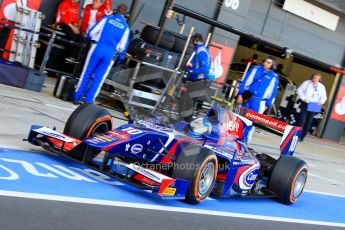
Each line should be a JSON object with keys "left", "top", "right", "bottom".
{"left": 27, "top": 125, "right": 189, "bottom": 200}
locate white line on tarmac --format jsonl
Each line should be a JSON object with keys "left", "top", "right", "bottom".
{"left": 309, "top": 173, "right": 340, "bottom": 185}
{"left": 305, "top": 190, "right": 345, "bottom": 198}
{"left": 44, "top": 103, "right": 75, "bottom": 111}
{"left": 307, "top": 164, "right": 318, "bottom": 168}
{"left": 338, "top": 170, "right": 345, "bottom": 174}
{"left": 0, "top": 190, "right": 344, "bottom": 228}
{"left": 0, "top": 145, "right": 28, "bottom": 151}
{"left": 305, "top": 141, "right": 345, "bottom": 153}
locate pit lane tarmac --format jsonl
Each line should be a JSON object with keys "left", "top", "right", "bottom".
{"left": 0, "top": 147, "right": 344, "bottom": 230}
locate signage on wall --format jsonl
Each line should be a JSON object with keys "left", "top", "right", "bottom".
{"left": 283, "top": 0, "right": 339, "bottom": 31}
{"left": 209, "top": 42, "right": 234, "bottom": 84}
{"left": 0, "top": 0, "right": 42, "bottom": 59}
{"left": 331, "top": 80, "right": 345, "bottom": 122}
{"left": 224, "top": 0, "right": 240, "bottom": 10}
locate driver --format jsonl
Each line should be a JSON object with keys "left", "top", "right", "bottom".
{"left": 189, "top": 117, "right": 213, "bottom": 138}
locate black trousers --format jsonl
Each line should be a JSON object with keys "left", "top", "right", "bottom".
{"left": 60, "top": 23, "right": 82, "bottom": 59}
{"left": 0, "top": 27, "right": 11, "bottom": 56}
{"left": 298, "top": 101, "right": 316, "bottom": 140}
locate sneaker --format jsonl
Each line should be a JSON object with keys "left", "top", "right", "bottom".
{"left": 65, "top": 57, "right": 80, "bottom": 64}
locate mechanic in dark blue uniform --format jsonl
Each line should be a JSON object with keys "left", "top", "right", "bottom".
{"left": 236, "top": 56, "right": 279, "bottom": 143}
{"left": 74, "top": 4, "right": 130, "bottom": 104}
{"left": 186, "top": 33, "right": 215, "bottom": 81}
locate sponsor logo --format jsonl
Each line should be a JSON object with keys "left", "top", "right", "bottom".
{"left": 34, "top": 127, "right": 74, "bottom": 142}
{"left": 226, "top": 120, "right": 240, "bottom": 133}
{"left": 205, "top": 145, "right": 233, "bottom": 159}
{"left": 162, "top": 187, "right": 176, "bottom": 196}
{"left": 41, "top": 131, "right": 68, "bottom": 140}
{"left": 138, "top": 120, "right": 172, "bottom": 132}
{"left": 139, "top": 168, "right": 160, "bottom": 182}
{"left": 244, "top": 168, "right": 259, "bottom": 188}
{"left": 131, "top": 144, "right": 143, "bottom": 154}
{"left": 238, "top": 164, "right": 260, "bottom": 190}
{"left": 245, "top": 111, "right": 286, "bottom": 131}
{"left": 125, "top": 143, "right": 130, "bottom": 152}
{"left": 108, "top": 131, "right": 129, "bottom": 140}
{"left": 109, "top": 19, "right": 125, "bottom": 29}
{"left": 97, "top": 135, "right": 112, "bottom": 142}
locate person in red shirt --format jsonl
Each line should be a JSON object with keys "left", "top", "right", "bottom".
{"left": 55, "top": 0, "right": 81, "bottom": 63}
{"left": 80, "top": 0, "right": 112, "bottom": 36}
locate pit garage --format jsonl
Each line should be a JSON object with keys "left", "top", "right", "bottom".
{"left": 0, "top": 0, "right": 345, "bottom": 230}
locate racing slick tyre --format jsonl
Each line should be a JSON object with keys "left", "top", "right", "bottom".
{"left": 63, "top": 104, "right": 112, "bottom": 163}
{"left": 171, "top": 34, "right": 193, "bottom": 54}
{"left": 64, "top": 104, "right": 112, "bottom": 139}
{"left": 172, "top": 146, "right": 218, "bottom": 204}
{"left": 140, "top": 25, "right": 176, "bottom": 50}
{"left": 268, "top": 156, "right": 308, "bottom": 204}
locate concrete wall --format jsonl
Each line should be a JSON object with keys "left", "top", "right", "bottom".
{"left": 28, "top": 0, "right": 345, "bottom": 67}
{"left": 243, "top": 0, "right": 345, "bottom": 66}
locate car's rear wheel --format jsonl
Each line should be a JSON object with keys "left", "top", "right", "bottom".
{"left": 172, "top": 146, "right": 217, "bottom": 204}
{"left": 64, "top": 104, "right": 112, "bottom": 163}
{"left": 268, "top": 156, "right": 308, "bottom": 204}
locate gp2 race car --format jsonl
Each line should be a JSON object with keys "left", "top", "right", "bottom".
{"left": 27, "top": 104, "right": 307, "bottom": 204}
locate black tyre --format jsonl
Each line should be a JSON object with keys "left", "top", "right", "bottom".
{"left": 172, "top": 145, "right": 218, "bottom": 204}
{"left": 171, "top": 34, "right": 193, "bottom": 54}
{"left": 268, "top": 156, "right": 308, "bottom": 204}
{"left": 64, "top": 104, "right": 112, "bottom": 140}
{"left": 140, "top": 25, "right": 176, "bottom": 50}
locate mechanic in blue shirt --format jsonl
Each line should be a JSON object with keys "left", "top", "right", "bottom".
{"left": 74, "top": 4, "right": 130, "bottom": 104}
{"left": 236, "top": 56, "right": 279, "bottom": 143}
{"left": 186, "top": 33, "right": 215, "bottom": 81}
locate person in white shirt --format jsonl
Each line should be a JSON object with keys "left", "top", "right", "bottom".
{"left": 297, "top": 73, "right": 327, "bottom": 141}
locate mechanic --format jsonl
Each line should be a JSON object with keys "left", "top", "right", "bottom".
{"left": 73, "top": 4, "right": 130, "bottom": 104}
{"left": 80, "top": 0, "right": 112, "bottom": 36}
{"left": 186, "top": 33, "right": 215, "bottom": 81}
{"left": 236, "top": 56, "right": 279, "bottom": 143}
{"left": 297, "top": 73, "right": 327, "bottom": 142}
{"left": 55, "top": 0, "right": 81, "bottom": 63}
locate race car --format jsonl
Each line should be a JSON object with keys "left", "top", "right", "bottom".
{"left": 27, "top": 104, "right": 307, "bottom": 204}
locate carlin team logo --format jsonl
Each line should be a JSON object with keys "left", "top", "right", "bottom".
{"left": 131, "top": 144, "right": 143, "bottom": 154}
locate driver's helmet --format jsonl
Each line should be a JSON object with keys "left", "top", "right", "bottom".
{"left": 190, "top": 117, "right": 212, "bottom": 135}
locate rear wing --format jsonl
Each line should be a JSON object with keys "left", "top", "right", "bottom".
{"left": 239, "top": 108, "right": 302, "bottom": 156}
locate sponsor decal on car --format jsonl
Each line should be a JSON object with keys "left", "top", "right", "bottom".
{"left": 107, "top": 131, "right": 129, "bottom": 140}
{"left": 137, "top": 120, "right": 172, "bottom": 132}
{"left": 138, "top": 168, "right": 161, "bottom": 182}
{"left": 33, "top": 127, "right": 74, "bottom": 143}
{"left": 234, "top": 150, "right": 244, "bottom": 160}
{"left": 131, "top": 144, "right": 143, "bottom": 154}
{"left": 125, "top": 143, "right": 131, "bottom": 152}
{"left": 204, "top": 145, "right": 233, "bottom": 159}
{"left": 97, "top": 135, "right": 112, "bottom": 142}
{"left": 162, "top": 187, "right": 176, "bottom": 196}
{"left": 238, "top": 164, "right": 260, "bottom": 190}
{"left": 244, "top": 110, "right": 286, "bottom": 132}
{"left": 87, "top": 136, "right": 107, "bottom": 144}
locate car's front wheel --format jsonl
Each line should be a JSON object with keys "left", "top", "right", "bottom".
{"left": 63, "top": 104, "right": 113, "bottom": 163}
{"left": 172, "top": 146, "right": 218, "bottom": 204}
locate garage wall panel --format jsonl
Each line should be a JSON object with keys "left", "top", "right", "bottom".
{"left": 244, "top": 0, "right": 345, "bottom": 66}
